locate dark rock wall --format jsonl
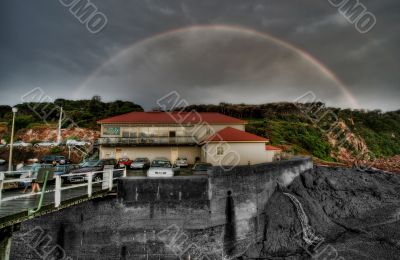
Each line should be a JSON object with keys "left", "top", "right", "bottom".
{"left": 239, "top": 167, "right": 400, "bottom": 260}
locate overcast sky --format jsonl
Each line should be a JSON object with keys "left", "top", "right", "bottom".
{"left": 0, "top": 0, "right": 399, "bottom": 111}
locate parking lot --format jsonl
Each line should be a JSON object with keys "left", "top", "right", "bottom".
{"left": 126, "top": 167, "right": 194, "bottom": 177}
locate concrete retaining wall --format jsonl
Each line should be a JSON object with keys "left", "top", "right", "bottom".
{"left": 10, "top": 157, "right": 312, "bottom": 260}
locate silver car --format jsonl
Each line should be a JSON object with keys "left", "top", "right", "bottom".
{"left": 175, "top": 157, "right": 188, "bottom": 168}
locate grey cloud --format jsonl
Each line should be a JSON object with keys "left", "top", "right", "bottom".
{"left": 0, "top": 0, "right": 399, "bottom": 111}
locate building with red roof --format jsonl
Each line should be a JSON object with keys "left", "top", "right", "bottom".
{"left": 97, "top": 112, "right": 246, "bottom": 125}
{"left": 265, "top": 145, "right": 283, "bottom": 162}
{"left": 97, "top": 111, "right": 273, "bottom": 166}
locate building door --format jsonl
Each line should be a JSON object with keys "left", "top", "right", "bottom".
{"left": 171, "top": 147, "right": 178, "bottom": 164}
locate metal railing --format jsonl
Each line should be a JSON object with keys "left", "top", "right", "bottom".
{"left": 98, "top": 136, "right": 198, "bottom": 145}
{"left": 0, "top": 167, "right": 127, "bottom": 209}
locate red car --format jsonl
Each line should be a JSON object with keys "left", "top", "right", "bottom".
{"left": 118, "top": 157, "right": 133, "bottom": 168}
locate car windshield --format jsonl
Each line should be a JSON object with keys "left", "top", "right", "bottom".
{"left": 177, "top": 157, "right": 187, "bottom": 160}
{"left": 19, "top": 165, "right": 32, "bottom": 171}
{"left": 54, "top": 166, "right": 66, "bottom": 172}
{"left": 119, "top": 158, "right": 129, "bottom": 162}
{"left": 134, "top": 158, "right": 146, "bottom": 163}
{"left": 151, "top": 160, "right": 172, "bottom": 168}
{"left": 81, "top": 160, "right": 100, "bottom": 167}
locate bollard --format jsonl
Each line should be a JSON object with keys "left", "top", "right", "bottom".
{"left": 55, "top": 175, "right": 61, "bottom": 207}
{"left": 0, "top": 172, "right": 4, "bottom": 206}
{"left": 87, "top": 172, "right": 93, "bottom": 197}
{"left": 108, "top": 169, "right": 113, "bottom": 191}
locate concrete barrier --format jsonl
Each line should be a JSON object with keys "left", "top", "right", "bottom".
{"left": 10, "top": 157, "right": 313, "bottom": 260}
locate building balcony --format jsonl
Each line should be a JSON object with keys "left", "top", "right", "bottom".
{"left": 98, "top": 136, "right": 199, "bottom": 146}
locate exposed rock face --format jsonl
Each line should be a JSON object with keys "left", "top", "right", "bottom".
{"left": 18, "top": 126, "right": 99, "bottom": 142}
{"left": 239, "top": 166, "right": 400, "bottom": 259}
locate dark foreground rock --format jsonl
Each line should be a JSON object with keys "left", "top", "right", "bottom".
{"left": 240, "top": 166, "right": 400, "bottom": 259}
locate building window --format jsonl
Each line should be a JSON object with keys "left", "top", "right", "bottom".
{"left": 103, "top": 126, "right": 120, "bottom": 136}
{"left": 217, "top": 146, "right": 224, "bottom": 155}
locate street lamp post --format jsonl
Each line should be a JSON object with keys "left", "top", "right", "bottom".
{"left": 8, "top": 107, "right": 18, "bottom": 171}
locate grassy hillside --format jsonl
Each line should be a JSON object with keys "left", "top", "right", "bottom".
{"left": 183, "top": 103, "right": 400, "bottom": 161}
{"left": 0, "top": 96, "right": 143, "bottom": 130}
{"left": 1, "top": 99, "right": 399, "bottom": 161}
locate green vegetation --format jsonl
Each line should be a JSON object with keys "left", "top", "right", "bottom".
{"left": 183, "top": 103, "right": 400, "bottom": 160}
{"left": 246, "top": 119, "right": 332, "bottom": 160}
{"left": 0, "top": 96, "right": 143, "bottom": 130}
{"left": 1, "top": 99, "right": 399, "bottom": 161}
{"left": 50, "top": 147, "right": 63, "bottom": 154}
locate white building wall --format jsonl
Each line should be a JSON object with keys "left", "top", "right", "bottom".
{"left": 266, "top": 150, "right": 279, "bottom": 162}
{"left": 101, "top": 123, "right": 245, "bottom": 141}
{"left": 204, "top": 142, "right": 268, "bottom": 166}
{"left": 100, "top": 146, "right": 200, "bottom": 164}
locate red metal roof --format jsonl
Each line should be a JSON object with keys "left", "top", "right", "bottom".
{"left": 97, "top": 112, "right": 247, "bottom": 125}
{"left": 205, "top": 127, "right": 268, "bottom": 143}
{"left": 265, "top": 145, "right": 282, "bottom": 151}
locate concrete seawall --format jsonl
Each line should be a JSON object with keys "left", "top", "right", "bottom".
{"left": 10, "top": 157, "right": 313, "bottom": 260}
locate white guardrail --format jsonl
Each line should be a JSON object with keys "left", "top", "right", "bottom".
{"left": 0, "top": 168, "right": 127, "bottom": 208}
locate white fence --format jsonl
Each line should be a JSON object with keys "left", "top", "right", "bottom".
{"left": 0, "top": 168, "right": 127, "bottom": 208}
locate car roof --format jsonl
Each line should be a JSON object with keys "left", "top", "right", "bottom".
{"left": 154, "top": 157, "right": 169, "bottom": 160}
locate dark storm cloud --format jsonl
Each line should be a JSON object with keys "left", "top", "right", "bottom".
{"left": 0, "top": 0, "right": 399, "bottom": 110}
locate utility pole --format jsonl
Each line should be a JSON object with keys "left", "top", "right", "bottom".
{"left": 57, "top": 107, "right": 63, "bottom": 145}
{"left": 8, "top": 107, "right": 18, "bottom": 171}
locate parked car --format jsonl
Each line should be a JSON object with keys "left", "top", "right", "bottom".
{"left": 0, "top": 158, "right": 5, "bottom": 165}
{"left": 118, "top": 157, "right": 133, "bottom": 168}
{"left": 40, "top": 155, "right": 71, "bottom": 165}
{"left": 34, "top": 141, "right": 59, "bottom": 147}
{"left": 192, "top": 163, "right": 213, "bottom": 175}
{"left": 130, "top": 157, "right": 151, "bottom": 169}
{"left": 68, "top": 158, "right": 120, "bottom": 183}
{"left": 147, "top": 158, "right": 174, "bottom": 177}
{"left": 66, "top": 140, "right": 91, "bottom": 146}
{"left": 54, "top": 164, "right": 80, "bottom": 176}
{"left": 174, "top": 157, "right": 188, "bottom": 168}
{"left": 8, "top": 141, "right": 31, "bottom": 147}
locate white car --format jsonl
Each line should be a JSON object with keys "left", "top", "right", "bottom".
{"left": 34, "top": 141, "right": 58, "bottom": 147}
{"left": 147, "top": 158, "right": 174, "bottom": 178}
{"left": 8, "top": 141, "right": 31, "bottom": 147}
{"left": 0, "top": 159, "right": 6, "bottom": 165}
{"left": 175, "top": 157, "right": 188, "bottom": 168}
{"left": 66, "top": 140, "right": 90, "bottom": 146}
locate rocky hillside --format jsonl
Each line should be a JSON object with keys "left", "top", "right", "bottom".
{"left": 181, "top": 103, "right": 400, "bottom": 168}
{"left": 240, "top": 166, "right": 400, "bottom": 259}
{"left": 1, "top": 99, "right": 398, "bottom": 168}
{"left": 16, "top": 126, "right": 99, "bottom": 143}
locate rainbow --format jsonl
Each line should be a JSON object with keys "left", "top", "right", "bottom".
{"left": 78, "top": 25, "right": 360, "bottom": 108}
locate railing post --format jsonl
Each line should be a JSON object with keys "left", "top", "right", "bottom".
{"left": 87, "top": 172, "right": 93, "bottom": 197}
{"left": 108, "top": 169, "right": 113, "bottom": 191}
{"left": 123, "top": 167, "right": 127, "bottom": 178}
{"left": 55, "top": 175, "right": 61, "bottom": 208}
{"left": 0, "top": 172, "right": 4, "bottom": 206}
